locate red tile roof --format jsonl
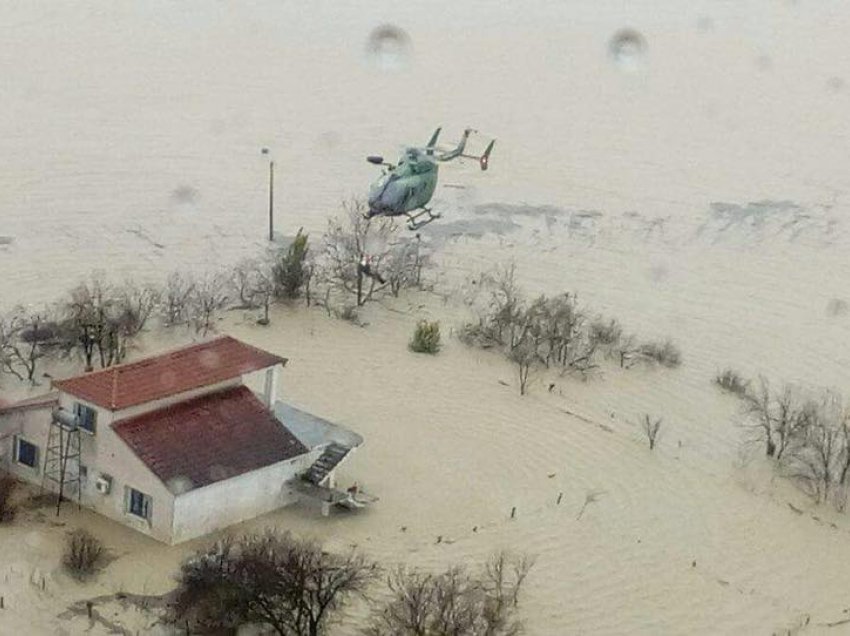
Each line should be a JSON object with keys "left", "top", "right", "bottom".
{"left": 112, "top": 385, "right": 308, "bottom": 491}
{"left": 52, "top": 336, "right": 287, "bottom": 411}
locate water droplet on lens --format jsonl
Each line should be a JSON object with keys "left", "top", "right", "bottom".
{"left": 609, "top": 29, "right": 647, "bottom": 72}
{"left": 366, "top": 24, "right": 411, "bottom": 71}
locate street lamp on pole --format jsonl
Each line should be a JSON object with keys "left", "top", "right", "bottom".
{"left": 261, "top": 147, "right": 274, "bottom": 242}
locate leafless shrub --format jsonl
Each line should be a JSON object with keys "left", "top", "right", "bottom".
{"left": 589, "top": 317, "right": 622, "bottom": 350}
{"left": 169, "top": 530, "right": 377, "bottom": 635}
{"left": 338, "top": 304, "right": 360, "bottom": 324}
{"left": 63, "top": 529, "right": 107, "bottom": 580}
{"left": 162, "top": 271, "right": 196, "bottom": 327}
{"left": 0, "top": 473, "right": 17, "bottom": 523}
{"left": 366, "top": 551, "right": 534, "bottom": 636}
{"left": 459, "top": 264, "right": 668, "bottom": 386}
{"left": 188, "top": 272, "right": 229, "bottom": 336}
{"left": 250, "top": 257, "right": 277, "bottom": 325}
{"left": 638, "top": 339, "right": 682, "bottom": 368}
{"left": 229, "top": 258, "right": 263, "bottom": 309}
{"left": 456, "top": 319, "right": 501, "bottom": 349}
{"left": 714, "top": 368, "right": 749, "bottom": 397}
{"left": 640, "top": 414, "right": 663, "bottom": 450}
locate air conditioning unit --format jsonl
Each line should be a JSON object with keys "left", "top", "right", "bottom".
{"left": 95, "top": 475, "right": 112, "bottom": 495}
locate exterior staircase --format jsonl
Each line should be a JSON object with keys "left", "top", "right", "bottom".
{"left": 304, "top": 442, "right": 352, "bottom": 485}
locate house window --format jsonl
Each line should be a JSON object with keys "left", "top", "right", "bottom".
{"left": 73, "top": 403, "right": 97, "bottom": 434}
{"left": 127, "top": 487, "right": 152, "bottom": 520}
{"left": 15, "top": 437, "right": 38, "bottom": 469}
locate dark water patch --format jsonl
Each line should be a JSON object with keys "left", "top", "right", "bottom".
{"left": 698, "top": 200, "right": 822, "bottom": 243}
{"left": 423, "top": 217, "right": 521, "bottom": 243}
{"left": 474, "top": 203, "right": 603, "bottom": 238}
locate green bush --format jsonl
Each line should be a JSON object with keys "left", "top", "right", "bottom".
{"left": 410, "top": 320, "right": 441, "bottom": 354}
{"left": 273, "top": 229, "right": 310, "bottom": 299}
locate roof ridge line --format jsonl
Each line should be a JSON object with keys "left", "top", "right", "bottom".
{"left": 54, "top": 335, "right": 230, "bottom": 386}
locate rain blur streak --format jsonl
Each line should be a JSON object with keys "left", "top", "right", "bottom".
{"left": 365, "top": 24, "right": 411, "bottom": 71}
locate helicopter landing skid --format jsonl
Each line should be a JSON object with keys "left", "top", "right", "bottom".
{"left": 406, "top": 209, "right": 441, "bottom": 231}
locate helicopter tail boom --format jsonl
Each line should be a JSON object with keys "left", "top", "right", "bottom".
{"left": 459, "top": 139, "right": 496, "bottom": 171}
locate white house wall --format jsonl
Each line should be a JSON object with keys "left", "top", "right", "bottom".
{"left": 171, "top": 452, "right": 316, "bottom": 544}
{"left": 0, "top": 406, "right": 52, "bottom": 487}
{"left": 1, "top": 393, "right": 176, "bottom": 543}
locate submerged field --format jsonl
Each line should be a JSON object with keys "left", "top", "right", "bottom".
{"left": 3, "top": 1, "right": 850, "bottom": 634}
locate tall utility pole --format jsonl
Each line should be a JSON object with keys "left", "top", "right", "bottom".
{"left": 261, "top": 147, "right": 274, "bottom": 242}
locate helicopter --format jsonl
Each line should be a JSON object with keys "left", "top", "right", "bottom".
{"left": 365, "top": 127, "right": 495, "bottom": 231}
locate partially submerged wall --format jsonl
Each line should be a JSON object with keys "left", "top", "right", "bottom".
{"left": 170, "top": 451, "right": 317, "bottom": 544}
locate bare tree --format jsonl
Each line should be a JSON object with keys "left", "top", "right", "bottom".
{"left": 742, "top": 375, "right": 777, "bottom": 457}
{"left": 366, "top": 551, "right": 534, "bottom": 636}
{"left": 640, "top": 414, "right": 663, "bottom": 450}
{"left": 188, "top": 272, "right": 229, "bottom": 337}
{"left": 614, "top": 333, "right": 641, "bottom": 369}
{"left": 61, "top": 275, "right": 136, "bottom": 370}
{"left": 484, "top": 263, "right": 527, "bottom": 349}
{"left": 784, "top": 391, "right": 849, "bottom": 504}
{"left": 250, "top": 257, "right": 277, "bottom": 325}
{"left": 229, "top": 258, "right": 263, "bottom": 309}
{"left": 161, "top": 271, "right": 196, "bottom": 327}
{"left": 509, "top": 339, "right": 537, "bottom": 396}
{"left": 320, "top": 200, "right": 397, "bottom": 307}
{"left": 0, "top": 307, "right": 53, "bottom": 383}
{"left": 114, "top": 280, "right": 160, "bottom": 337}
{"left": 170, "top": 530, "right": 377, "bottom": 636}
{"left": 741, "top": 377, "right": 810, "bottom": 460}
{"left": 383, "top": 235, "right": 430, "bottom": 297}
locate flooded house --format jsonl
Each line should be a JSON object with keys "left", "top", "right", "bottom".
{"left": 0, "top": 336, "right": 364, "bottom": 544}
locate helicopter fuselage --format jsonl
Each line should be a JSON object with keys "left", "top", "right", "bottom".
{"left": 366, "top": 149, "right": 438, "bottom": 219}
